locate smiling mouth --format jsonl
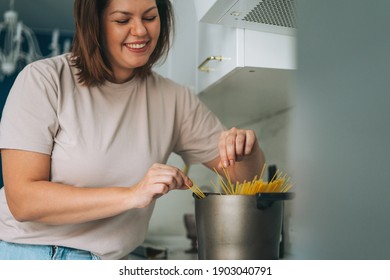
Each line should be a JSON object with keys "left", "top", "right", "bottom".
{"left": 124, "top": 41, "right": 149, "bottom": 50}
{"left": 126, "top": 43, "right": 146, "bottom": 49}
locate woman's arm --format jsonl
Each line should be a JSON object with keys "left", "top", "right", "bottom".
{"left": 2, "top": 149, "right": 191, "bottom": 225}
{"left": 203, "top": 127, "right": 265, "bottom": 183}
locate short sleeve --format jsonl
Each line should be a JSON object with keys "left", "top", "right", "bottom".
{"left": 174, "top": 88, "right": 226, "bottom": 165}
{"left": 0, "top": 62, "right": 59, "bottom": 155}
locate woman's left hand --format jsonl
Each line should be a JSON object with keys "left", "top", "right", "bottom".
{"left": 217, "top": 127, "right": 260, "bottom": 169}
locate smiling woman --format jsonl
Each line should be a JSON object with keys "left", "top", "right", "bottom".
{"left": 71, "top": 0, "right": 173, "bottom": 86}
{"left": 101, "top": 0, "right": 161, "bottom": 83}
{"left": 0, "top": 0, "right": 265, "bottom": 260}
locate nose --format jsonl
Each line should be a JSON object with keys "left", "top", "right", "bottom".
{"left": 130, "top": 19, "right": 147, "bottom": 37}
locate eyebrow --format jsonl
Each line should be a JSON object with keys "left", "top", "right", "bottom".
{"left": 109, "top": 6, "right": 157, "bottom": 16}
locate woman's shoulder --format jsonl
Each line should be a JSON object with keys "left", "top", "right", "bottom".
{"left": 16, "top": 54, "right": 76, "bottom": 89}
{"left": 25, "top": 53, "right": 72, "bottom": 75}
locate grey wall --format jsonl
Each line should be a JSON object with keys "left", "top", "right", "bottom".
{"left": 288, "top": 0, "right": 390, "bottom": 259}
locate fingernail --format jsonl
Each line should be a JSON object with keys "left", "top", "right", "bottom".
{"left": 230, "top": 160, "right": 234, "bottom": 166}
{"left": 223, "top": 160, "right": 229, "bottom": 168}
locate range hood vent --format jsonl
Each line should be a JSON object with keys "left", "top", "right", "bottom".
{"left": 243, "top": 0, "right": 296, "bottom": 28}
{"left": 200, "top": 0, "right": 296, "bottom": 36}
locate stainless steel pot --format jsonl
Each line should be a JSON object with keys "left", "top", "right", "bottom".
{"left": 194, "top": 192, "right": 293, "bottom": 260}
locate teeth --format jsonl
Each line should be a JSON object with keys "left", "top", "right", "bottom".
{"left": 126, "top": 43, "right": 147, "bottom": 49}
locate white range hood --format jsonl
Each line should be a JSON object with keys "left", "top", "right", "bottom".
{"left": 194, "top": 0, "right": 297, "bottom": 128}
{"left": 195, "top": 0, "right": 296, "bottom": 36}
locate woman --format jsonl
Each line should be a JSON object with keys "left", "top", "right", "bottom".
{"left": 0, "top": 0, "right": 265, "bottom": 260}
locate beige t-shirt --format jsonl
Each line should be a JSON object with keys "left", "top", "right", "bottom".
{"left": 0, "top": 54, "right": 224, "bottom": 259}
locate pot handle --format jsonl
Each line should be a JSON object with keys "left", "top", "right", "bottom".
{"left": 256, "top": 192, "right": 295, "bottom": 210}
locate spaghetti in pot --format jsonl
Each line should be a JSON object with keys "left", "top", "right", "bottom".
{"left": 187, "top": 164, "right": 293, "bottom": 199}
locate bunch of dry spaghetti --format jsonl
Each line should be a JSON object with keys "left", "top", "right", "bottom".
{"left": 187, "top": 164, "right": 293, "bottom": 199}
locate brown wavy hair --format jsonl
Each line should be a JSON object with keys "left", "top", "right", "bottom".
{"left": 70, "top": 0, "right": 175, "bottom": 86}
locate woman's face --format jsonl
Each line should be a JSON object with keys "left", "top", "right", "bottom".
{"left": 102, "top": 0, "right": 161, "bottom": 83}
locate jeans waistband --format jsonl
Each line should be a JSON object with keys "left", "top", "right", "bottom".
{"left": 0, "top": 240, "right": 100, "bottom": 260}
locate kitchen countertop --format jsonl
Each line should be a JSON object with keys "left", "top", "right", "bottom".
{"left": 128, "top": 235, "right": 198, "bottom": 260}
{"left": 127, "top": 235, "right": 293, "bottom": 260}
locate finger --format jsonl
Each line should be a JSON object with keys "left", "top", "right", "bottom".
{"left": 183, "top": 175, "right": 192, "bottom": 188}
{"left": 143, "top": 183, "right": 169, "bottom": 198}
{"left": 235, "top": 130, "right": 246, "bottom": 158}
{"left": 178, "top": 182, "right": 191, "bottom": 190}
{"left": 154, "top": 183, "right": 169, "bottom": 195}
{"left": 225, "top": 132, "right": 237, "bottom": 165}
{"left": 170, "top": 168, "right": 192, "bottom": 189}
{"left": 156, "top": 168, "right": 191, "bottom": 190}
{"left": 244, "top": 130, "right": 256, "bottom": 155}
{"left": 149, "top": 162, "right": 166, "bottom": 171}
{"left": 160, "top": 174, "right": 181, "bottom": 191}
{"left": 218, "top": 131, "right": 229, "bottom": 168}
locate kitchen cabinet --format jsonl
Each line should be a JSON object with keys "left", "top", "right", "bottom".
{"left": 196, "top": 22, "right": 241, "bottom": 94}
{"left": 196, "top": 21, "right": 296, "bottom": 128}
{"left": 157, "top": 0, "right": 297, "bottom": 128}
{"left": 193, "top": 0, "right": 297, "bottom": 128}
{"left": 197, "top": 23, "right": 295, "bottom": 94}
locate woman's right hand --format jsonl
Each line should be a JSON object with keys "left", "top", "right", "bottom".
{"left": 131, "top": 163, "right": 192, "bottom": 208}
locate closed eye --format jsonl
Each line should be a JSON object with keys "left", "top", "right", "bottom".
{"left": 143, "top": 16, "right": 157, "bottom": 22}
{"left": 114, "top": 19, "right": 129, "bottom": 24}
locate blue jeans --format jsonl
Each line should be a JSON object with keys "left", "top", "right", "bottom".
{"left": 0, "top": 240, "right": 100, "bottom": 260}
